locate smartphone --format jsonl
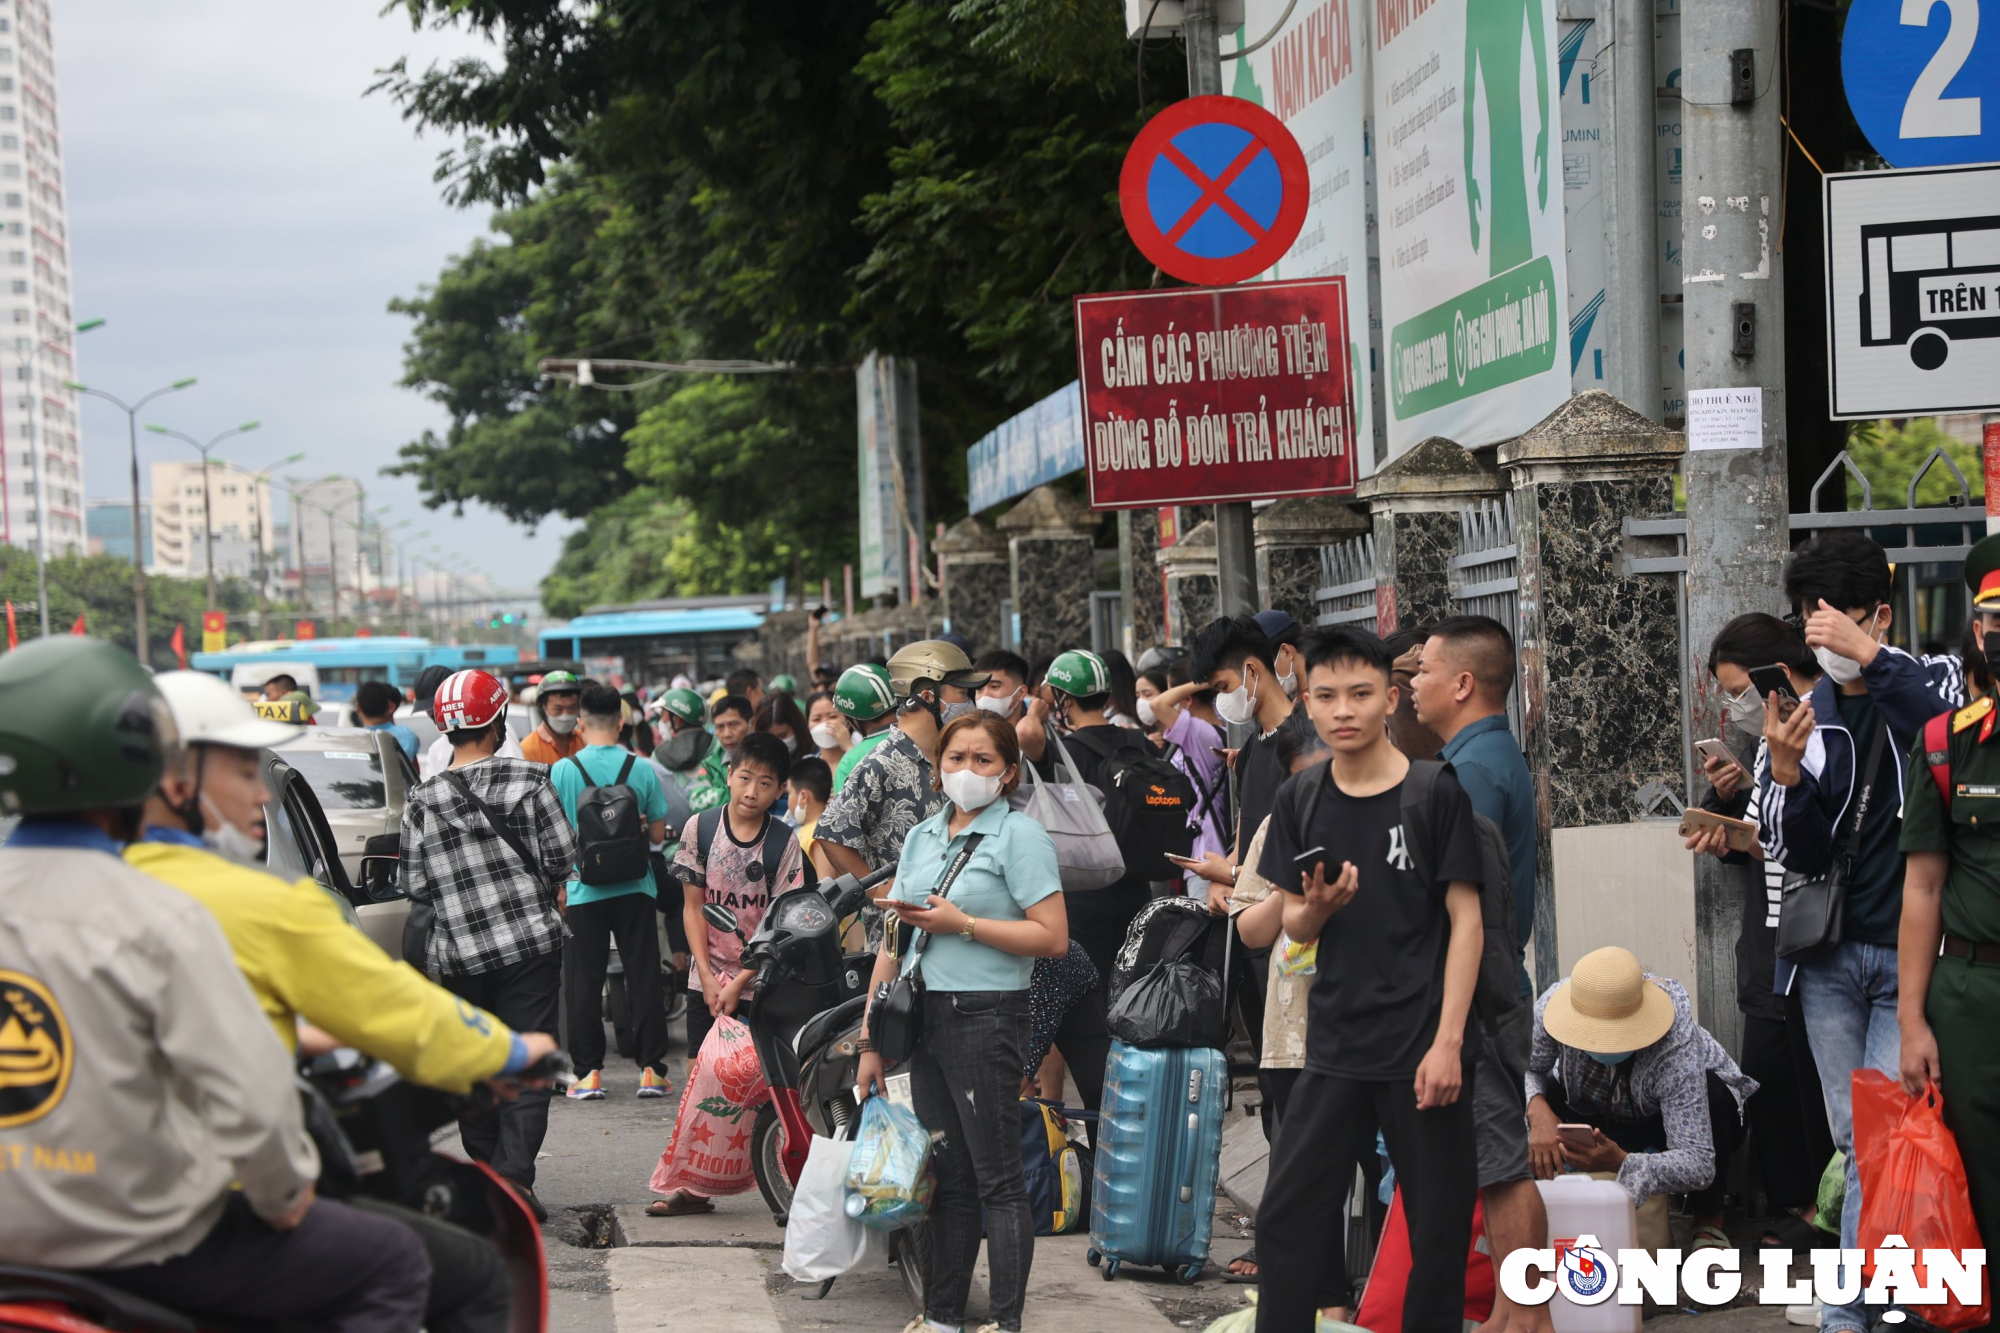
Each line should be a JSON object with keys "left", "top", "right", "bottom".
{"left": 1164, "top": 852, "right": 1202, "bottom": 868}
{"left": 1556, "top": 1123, "right": 1598, "bottom": 1149}
{"left": 1747, "top": 663, "right": 1799, "bottom": 703}
{"left": 1693, "top": 737, "right": 1738, "bottom": 769}
{"left": 1293, "top": 846, "right": 1328, "bottom": 878}
{"left": 1678, "top": 807, "right": 1761, "bottom": 854}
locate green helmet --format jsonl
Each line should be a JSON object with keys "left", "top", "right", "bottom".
{"left": 658, "top": 686, "right": 706, "bottom": 727}
{"left": 833, "top": 664, "right": 896, "bottom": 721}
{"left": 538, "top": 669, "right": 582, "bottom": 697}
{"left": 1045, "top": 648, "right": 1111, "bottom": 699}
{"left": 769, "top": 673, "right": 798, "bottom": 697}
{"left": 0, "top": 637, "right": 177, "bottom": 815}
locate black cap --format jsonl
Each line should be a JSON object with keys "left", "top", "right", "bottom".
{"left": 412, "top": 664, "right": 454, "bottom": 714}
{"left": 1253, "top": 608, "right": 1301, "bottom": 645}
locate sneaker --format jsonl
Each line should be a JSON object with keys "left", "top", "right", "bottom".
{"left": 566, "top": 1070, "right": 607, "bottom": 1100}
{"left": 1784, "top": 1300, "right": 1820, "bottom": 1327}
{"left": 637, "top": 1068, "right": 671, "bottom": 1099}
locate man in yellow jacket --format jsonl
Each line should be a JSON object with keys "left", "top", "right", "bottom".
{"left": 126, "top": 670, "right": 559, "bottom": 1333}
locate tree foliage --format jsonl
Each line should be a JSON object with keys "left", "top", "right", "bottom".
{"left": 0, "top": 547, "right": 255, "bottom": 661}
{"left": 1842, "top": 418, "right": 1984, "bottom": 510}
{"left": 377, "top": 0, "right": 1183, "bottom": 612}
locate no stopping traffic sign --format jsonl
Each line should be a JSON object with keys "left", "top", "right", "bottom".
{"left": 1118, "top": 95, "right": 1310, "bottom": 287}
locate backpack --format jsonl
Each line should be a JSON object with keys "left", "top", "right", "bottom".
{"left": 1105, "top": 896, "right": 1234, "bottom": 1048}
{"left": 682, "top": 805, "right": 793, "bottom": 891}
{"left": 567, "top": 753, "right": 651, "bottom": 886}
{"left": 1290, "top": 758, "right": 1523, "bottom": 1026}
{"left": 1065, "top": 729, "right": 1198, "bottom": 880}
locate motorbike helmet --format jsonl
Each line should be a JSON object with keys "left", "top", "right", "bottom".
{"left": 155, "top": 671, "right": 296, "bottom": 751}
{"left": 884, "top": 640, "right": 989, "bottom": 700}
{"left": 1044, "top": 649, "right": 1111, "bottom": 701}
{"left": 769, "top": 673, "right": 798, "bottom": 698}
{"left": 0, "top": 637, "right": 178, "bottom": 815}
{"left": 656, "top": 686, "right": 706, "bottom": 728}
{"left": 434, "top": 669, "right": 509, "bottom": 734}
{"left": 832, "top": 664, "right": 896, "bottom": 722}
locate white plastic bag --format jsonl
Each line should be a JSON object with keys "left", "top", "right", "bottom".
{"left": 781, "top": 1135, "right": 887, "bottom": 1282}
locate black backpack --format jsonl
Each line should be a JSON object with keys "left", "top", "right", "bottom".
{"left": 567, "top": 753, "right": 651, "bottom": 886}
{"left": 1105, "top": 896, "right": 1234, "bottom": 1049}
{"left": 1065, "top": 730, "right": 1197, "bottom": 880}
{"left": 1291, "top": 758, "right": 1524, "bottom": 1027}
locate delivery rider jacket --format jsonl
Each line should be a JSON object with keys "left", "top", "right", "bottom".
{"left": 0, "top": 821, "right": 318, "bottom": 1269}
{"left": 127, "top": 829, "right": 519, "bottom": 1093}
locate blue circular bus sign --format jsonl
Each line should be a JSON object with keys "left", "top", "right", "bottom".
{"left": 1843, "top": 0, "right": 2000, "bottom": 168}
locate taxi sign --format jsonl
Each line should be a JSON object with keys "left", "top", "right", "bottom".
{"left": 1118, "top": 95, "right": 1309, "bottom": 287}
{"left": 253, "top": 698, "right": 315, "bottom": 724}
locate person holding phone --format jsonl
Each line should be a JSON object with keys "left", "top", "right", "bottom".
{"left": 855, "top": 710, "right": 1068, "bottom": 1333}
{"left": 1525, "top": 947, "right": 1757, "bottom": 1251}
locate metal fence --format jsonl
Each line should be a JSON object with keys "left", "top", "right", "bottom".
{"left": 1450, "top": 495, "right": 1525, "bottom": 741}
{"left": 1314, "top": 532, "right": 1379, "bottom": 631}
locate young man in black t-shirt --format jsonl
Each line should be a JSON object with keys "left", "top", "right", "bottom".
{"left": 1252, "top": 627, "right": 1485, "bottom": 1333}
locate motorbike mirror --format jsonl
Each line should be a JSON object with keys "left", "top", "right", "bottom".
{"left": 701, "top": 902, "right": 742, "bottom": 937}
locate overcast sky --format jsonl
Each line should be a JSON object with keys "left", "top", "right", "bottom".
{"left": 61, "top": 1, "right": 576, "bottom": 598}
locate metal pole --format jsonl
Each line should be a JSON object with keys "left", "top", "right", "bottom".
{"left": 198, "top": 447, "right": 217, "bottom": 611}
{"left": 1183, "top": 0, "right": 1258, "bottom": 618}
{"left": 353, "top": 487, "right": 366, "bottom": 630}
{"left": 127, "top": 408, "right": 147, "bottom": 662}
{"left": 23, "top": 339, "right": 47, "bottom": 636}
{"left": 1681, "top": 0, "right": 1788, "bottom": 1052}
{"left": 250, "top": 469, "right": 266, "bottom": 630}
{"left": 1598, "top": 0, "right": 1663, "bottom": 422}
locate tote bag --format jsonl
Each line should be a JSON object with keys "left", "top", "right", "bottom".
{"left": 1009, "top": 735, "right": 1125, "bottom": 891}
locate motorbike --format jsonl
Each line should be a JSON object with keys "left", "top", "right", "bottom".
{"left": 700, "top": 861, "right": 930, "bottom": 1311}
{"left": 0, "top": 1051, "right": 570, "bottom": 1333}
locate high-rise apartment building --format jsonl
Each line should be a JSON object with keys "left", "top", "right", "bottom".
{"left": 149, "top": 459, "right": 275, "bottom": 583}
{"left": 0, "top": 0, "right": 83, "bottom": 558}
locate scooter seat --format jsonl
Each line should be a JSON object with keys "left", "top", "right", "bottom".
{"left": 0, "top": 1265, "right": 198, "bottom": 1333}
{"left": 793, "top": 994, "right": 866, "bottom": 1063}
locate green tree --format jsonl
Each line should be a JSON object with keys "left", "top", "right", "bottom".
{"left": 0, "top": 547, "right": 256, "bottom": 661}
{"left": 1842, "top": 418, "right": 1984, "bottom": 510}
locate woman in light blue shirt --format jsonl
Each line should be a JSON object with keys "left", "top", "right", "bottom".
{"left": 857, "top": 710, "right": 1068, "bottom": 1333}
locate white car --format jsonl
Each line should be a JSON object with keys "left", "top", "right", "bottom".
{"left": 263, "top": 725, "right": 416, "bottom": 956}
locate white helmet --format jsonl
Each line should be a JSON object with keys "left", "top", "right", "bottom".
{"left": 154, "top": 671, "right": 299, "bottom": 751}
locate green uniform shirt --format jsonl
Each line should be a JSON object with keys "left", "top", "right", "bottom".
{"left": 833, "top": 729, "right": 890, "bottom": 792}
{"left": 1899, "top": 696, "right": 2000, "bottom": 943}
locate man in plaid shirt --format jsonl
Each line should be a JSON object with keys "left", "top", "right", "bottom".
{"left": 401, "top": 669, "right": 577, "bottom": 1220}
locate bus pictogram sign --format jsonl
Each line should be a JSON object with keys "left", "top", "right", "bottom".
{"left": 1118, "top": 96, "right": 1310, "bottom": 288}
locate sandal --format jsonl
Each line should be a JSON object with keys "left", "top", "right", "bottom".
{"left": 645, "top": 1192, "right": 715, "bottom": 1217}
{"left": 1691, "top": 1224, "right": 1731, "bottom": 1250}
{"left": 1224, "top": 1247, "right": 1259, "bottom": 1283}
{"left": 1761, "top": 1213, "right": 1821, "bottom": 1250}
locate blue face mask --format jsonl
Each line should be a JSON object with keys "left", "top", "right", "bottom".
{"left": 1584, "top": 1049, "right": 1634, "bottom": 1066}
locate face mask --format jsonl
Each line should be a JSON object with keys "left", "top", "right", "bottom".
{"left": 1584, "top": 1049, "right": 1634, "bottom": 1066}
{"left": 976, "top": 690, "right": 1021, "bottom": 718}
{"left": 1724, "top": 687, "right": 1764, "bottom": 738}
{"left": 1278, "top": 656, "right": 1299, "bottom": 700}
{"left": 1215, "top": 668, "right": 1258, "bottom": 727}
{"left": 200, "top": 794, "right": 265, "bottom": 868}
{"left": 547, "top": 714, "right": 579, "bottom": 735}
{"left": 809, "top": 723, "right": 840, "bottom": 750}
{"left": 1136, "top": 695, "right": 1158, "bottom": 727}
{"left": 940, "top": 700, "right": 979, "bottom": 726}
{"left": 1815, "top": 647, "right": 1863, "bottom": 685}
{"left": 941, "top": 767, "right": 1004, "bottom": 812}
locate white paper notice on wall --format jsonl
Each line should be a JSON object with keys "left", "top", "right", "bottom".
{"left": 1685, "top": 386, "right": 1764, "bottom": 451}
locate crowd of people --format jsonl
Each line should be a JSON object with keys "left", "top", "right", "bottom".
{"left": 10, "top": 522, "right": 2000, "bottom": 1333}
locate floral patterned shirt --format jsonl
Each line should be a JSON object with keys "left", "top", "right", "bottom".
{"left": 815, "top": 726, "right": 944, "bottom": 945}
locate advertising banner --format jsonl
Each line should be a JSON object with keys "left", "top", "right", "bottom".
{"left": 966, "top": 381, "right": 1087, "bottom": 515}
{"left": 856, "top": 353, "right": 924, "bottom": 599}
{"left": 1075, "top": 278, "right": 1357, "bottom": 508}
{"left": 1374, "top": 0, "right": 1570, "bottom": 452}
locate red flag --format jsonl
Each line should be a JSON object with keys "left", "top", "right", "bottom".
{"left": 3, "top": 602, "right": 14, "bottom": 651}
{"left": 69, "top": 613, "right": 85, "bottom": 637}
{"left": 170, "top": 623, "right": 188, "bottom": 668}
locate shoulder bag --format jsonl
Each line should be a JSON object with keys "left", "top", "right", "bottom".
{"left": 1008, "top": 735, "right": 1124, "bottom": 891}
{"left": 1776, "top": 719, "right": 1889, "bottom": 961}
{"left": 869, "top": 831, "right": 986, "bottom": 1064}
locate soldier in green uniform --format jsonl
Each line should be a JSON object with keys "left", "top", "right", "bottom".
{"left": 1899, "top": 530, "right": 2000, "bottom": 1254}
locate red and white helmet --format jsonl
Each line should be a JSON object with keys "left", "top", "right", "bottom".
{"left": 433, "top": 669, "right": 508, "bottom": 733}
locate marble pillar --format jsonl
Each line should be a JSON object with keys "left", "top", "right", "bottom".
{"left": 1498, "top": 391, "right": 1687, "bottom": 993}
{"left": 1158, "top": 519, "right": 1219, "bottom": 646}
{"left": 935, "top": 516, "right": 1011, "bottom": 657}
{"left": 1353, "top": 437, "right": 1501, "bottom": 637}
{"left": 1254, "top": 496, "right": 1370, "bottom": 629}
{"left": 998, "top": 485, "right": 1096, "bottom": 660}
{"left": 1118, "top": 508, "right": 1167, "bottom": 656}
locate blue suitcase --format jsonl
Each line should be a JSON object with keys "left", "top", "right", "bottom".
{"left": 1086, "top": 1040, "right": 1227, "bottom": 1283}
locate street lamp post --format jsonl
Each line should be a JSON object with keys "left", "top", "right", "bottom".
{"left": 22, "top": 318, "right": 104, "bottom": 637}
{"left": 144, "top": 420, "right": 261, "bottom": 610}
{"left": 65, "top": 374, "right": 195, "bottom": 664}
{"left": 230, "top": 452, "right": 305, "bottom": 631}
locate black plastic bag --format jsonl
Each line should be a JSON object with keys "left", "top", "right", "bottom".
{"left": 1106, "top": 959, "right": 1225, "bottom": 1049}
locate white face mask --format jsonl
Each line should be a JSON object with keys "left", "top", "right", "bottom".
{"left": 976, "top": 690, "right": 1021, "bottom": 717}
{"left": 1278, "top": 653, "right": 1299, "bottom": 700}
{"left": 1136, "top": 695, "right": 1158, "bottom": 727}
{"left": 547, "top": 713, "right": 579, "bottom": 735}
{"left": 1215, "top": 668, "right": 1258, "bottom": 727}
{"left": 201, "top": 794, "right": 265, "bottom": 868}
{"left": 809, "top": 723, "right": 841, "bottom": 751}
{"left": 1724, "top": 687, "right": 1765, "bottom": 738}
{"left": 941, "top": 767, "right": 1004, "bottom": 813}
{"left": 1815, "top": 646, "right": 1863, "bottom": 685}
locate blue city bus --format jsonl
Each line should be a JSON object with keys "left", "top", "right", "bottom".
{"left": 190, "top": 636, "right": 523, "bottom": 703}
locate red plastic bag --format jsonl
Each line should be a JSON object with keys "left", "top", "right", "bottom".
{"left": 1354, "top": 1186, "right": 1492, "bottom": 1332}
{"left": 648, "top": 1017, "right": 770, "bottom": 1199}
{"left": 1852, "top": 1071, "right": 1990, "bottom": 1330}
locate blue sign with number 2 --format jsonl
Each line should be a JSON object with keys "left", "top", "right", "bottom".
{"left": 1844, "top": 0, "right": 2000, "bottom": 168}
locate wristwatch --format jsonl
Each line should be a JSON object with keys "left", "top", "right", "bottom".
{"left": 961, "top": 914, "right": 978, "bottom": 941}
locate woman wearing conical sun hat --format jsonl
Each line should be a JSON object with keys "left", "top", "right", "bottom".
{"left": 1524, "top": 947, "right": 1759, "bottom": 1250}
